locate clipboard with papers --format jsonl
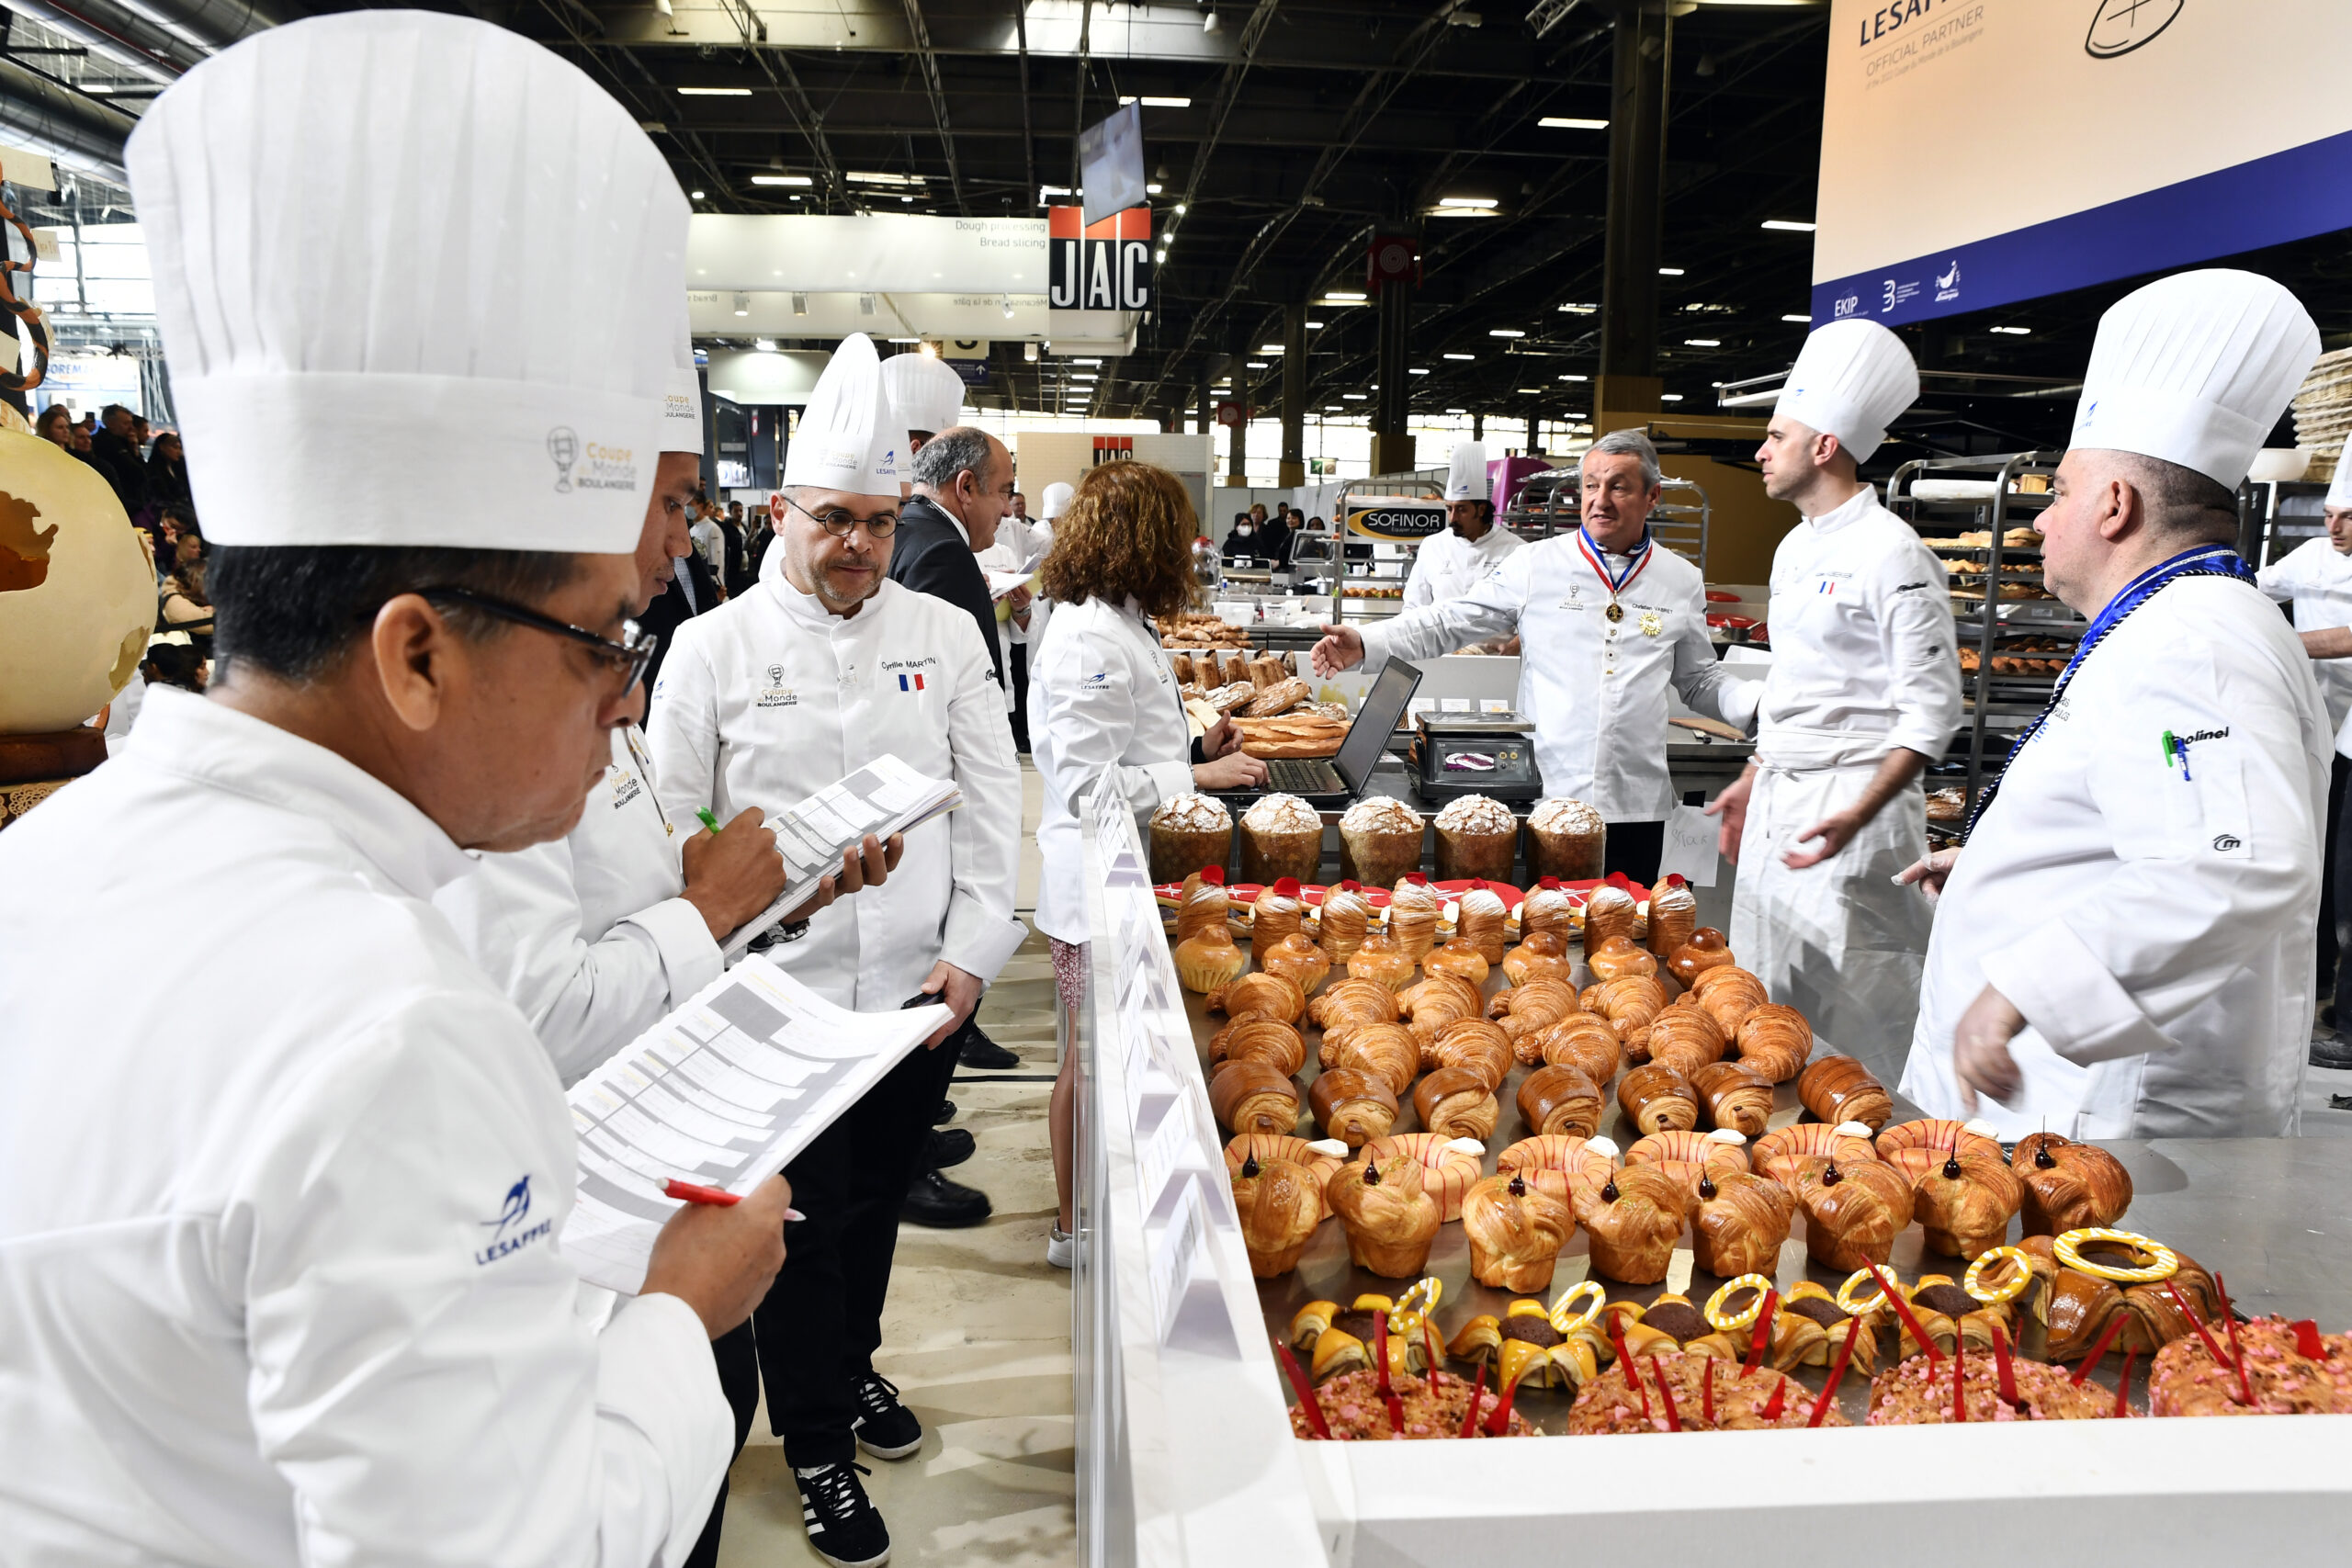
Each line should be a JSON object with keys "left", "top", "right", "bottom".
{"left": 719, "top": 753, "right": 963, "bottom": 958}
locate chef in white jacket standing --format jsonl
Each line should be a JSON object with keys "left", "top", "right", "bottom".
{"left": 0, "top": 17, "right": 788, "bottom": 1567}
{"left": 648, "top": 332, "right": 1025, "bottom": 1567}
{"left": 1401, "top": 440, "right": 1524, "bottom": 608}
{"left": 1900, "top": 269, "right": 2329, "bottom": 1139}
{"left": 1706, "top": 321, "right": 1961, "bottom": 1084}
{"left": 1313, "top": 428, "right": 1758, "bottom": 881}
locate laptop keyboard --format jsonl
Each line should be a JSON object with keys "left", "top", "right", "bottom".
{"left": 1265, "top": 757, "right": 1344, "bottom": 795}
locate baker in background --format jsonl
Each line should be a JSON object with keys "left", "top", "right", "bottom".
{"left": 2257, "top": 462, "right": 2352, "bottom": 1068}
{"left": 0, "top": 17, "right": 790, "bottom": 1562}
{"left": 1900, "top": 272, "right": 2328, "bottom": 1137}
{"left": 1705, "top": 320, "right": 1960, "bottom": 1085}
{"left": 881, "top": 348, "right": 967, "bottom": 454}
{"left": 1401, "top": 439, "right": 1523, "bottom": 609}
{"left": 1311, "top": 428, "right": 1755, "bottom": 882}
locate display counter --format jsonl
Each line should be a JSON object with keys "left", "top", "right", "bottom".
{"left": 1070, "top": 788, "right": 2352, "bottom": 1568}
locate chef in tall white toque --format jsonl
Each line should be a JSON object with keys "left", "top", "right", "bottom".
{"left": 1707, "top": 319, "right": 1962, "bottom": 1084}
{"left": 880, "top": 349, "right": 968, "bottom": 452}
{"left": 0, "top": 15, "right": 789, "bottom": 1567}
{"left": 1401, "top": 439, "right": 1524, "bottom": 608}
{"left": 1900, "top": 269, "right": 2330, "bottom": 1138}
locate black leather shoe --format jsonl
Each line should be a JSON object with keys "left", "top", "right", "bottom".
{"left": 2312, "top": 1030, "right": 2352, "bottom": 1071}
{"left": 901, "top": 1168, "right": 991, "bottom": 1227}
{"left": 933, "top": 1100, "right": 958, "bottom": 1125}
{"left": 958, "top": 1028, "right": 1021, "bottom": 1070}
{"left": 927, "top": 1127, "right": 975, "bottom": 1168}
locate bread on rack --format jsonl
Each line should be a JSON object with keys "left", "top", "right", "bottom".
{"left": 1316, "top": 881, "right": 1373, "bottom": 964}
{"left": 1874, "top": 1118, "right": 2004, "bottom": 1182}
{"left": 1318, "top": 1021, "right": 1419, "bottom": 1098}
{"left": 1454, "top": 883, "right": 1510, "bottom": 964}
{"left": 1208, "top": 1059, "right": 1300, "bottom": 1135}
{"left": 1174, "top": 865, "right": 1230, "bottom": 942}
{"left": 1243, "top": 677, "right": 1312, "bottom": 717}
{"left": 1910, "top": 1146, "right": 2025, "bottom": 1259}
{"left": 1433, "top": 795, "right": 1519, "bottom": 882}
{"left": 1343, "top": 930, "right": 1417, "bottom": 989}
{"left": 1224, "top": 1133, "right": 1345, "bottom": 1222}
{"left": 1623, "top": 1127, "right": 1750, "bottom": 1203}
{"left": 1396, "top": 973, "right": 1485, "bottom": 1051}
{"left": 1645, "top": 1004, "right": 1727, "bottom": 1078}
{"left": 1796, "top": 1053, "right": 1894, "bottom": 1131}
{"left": 1617, "top": 1062, "right": 1700, "bottom": 1135}
{"left": 1750, "top": 1121, "right": 1879, "bottom": 1187}
{"left": 1148, "top": 793, "right": 1232, "bottom": 885}
{"left": 1204, "top": 970, "right": 1306, "bottom": 1025}
{"left": 1535, "top": 1013, "right": 1623, "bottom": 1085}
{"left": 1573, "top": 1164, "right": 1688, "bottom": 1284}
{"left": 1385, "top": 874, "right": 1441, "bottom": 961}
{"left": 1580, "top": 883, "right": 1638, "bottom": 955}
{"left": 1646, "top": 874, "right": 1698, "bottom": 958}
{"left": 1730, "top": 1002, "right": 1814, "bottom": 1083}
{"left": 1231, "top": 1154, "right": 1324, "bottom": 1277}
{"left": 1461, "top": 1173, "right": 1577, "bottom": 1293}
{"left": 1524, "top": 797, "right": 1606, "bottom": 881}
{"left": 1207, "top": 1017, "right": 1306, "bottom": 1077}
{"left": 1516, "top": 1063, "right": 1604, "bottom": 1139}
{"left": 1689, "top": 1059, "right": 1773, "bottom": 1138}
{"left": 1665, "top": 927, "right": 1736, "bottom": 987}
{"left": 1519, "top": 877, "right": 1577, "bottom": 944}
{"left": 1412, "top": 1065, "right": 1500, "bottom": 1142}
{"left": 1690, "top": 1170, "right": 1797, "bottom": 1280}
{"left": 1309, "top": 1067, "right": 1401, "bottom": 1149}
{"left": 1306, "top": 977, "right": 1400, "bottom": 1035}
{"left": 1422, "top": 934, "right": 1490, "bottom": 986}
{"left": 1500, "top": 929, "right": 1575, "bottom": 988}
{"left": 1173, "top": 920, "right": 1249, "bottom": 993}
{"left": 2011, "top": 1132, "right": 2134, "bottom": 1235}
{"left": 1238, "top": 794, "right": 1324, "bottom": 885}
{"left": 1685, "top": 965, "right": 1768, "bottom": 1035}
{"left": 1430, "top": 1017, "right": 1514, "bottom": 1091}
{"left": 1248, "top": 877, "right": 1306, "bottom": 948}
{"left": 1325, "top": 1149, "right": 1442, "bottom": 1278}
{"left": 1792, "top": 1155, "right": 1915, "bottom": 1270}
{"left": 1586, "top": 933, "right": 1657, "bottom": 985}
{"left": 1338, "top": 795, "right": 1424, "bottom": 888}
{"left": 1257, "top": 931, "right": 1332, "bottom": 995}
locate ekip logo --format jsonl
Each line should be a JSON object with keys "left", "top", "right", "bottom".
{"left": 1048, "top": 206, "right": 1152, "bottom": 311}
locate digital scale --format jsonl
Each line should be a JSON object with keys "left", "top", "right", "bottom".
{"left": 1413, "top": 711, "right": 1541, "bottom": 803}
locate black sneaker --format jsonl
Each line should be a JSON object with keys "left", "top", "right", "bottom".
{"left": 933, "top": 1099, "right": 958, "bottom": 1125}
{"left": 958, "top": 1028, "right": 1021, "bottom": 1070}
{"left": 852, "top": 1371, "right": 924, "bottom": 1459}
{"left": 927, "top": 1126, "right": 975, "bottom": 1168}
{"left": 901, "top": 1168, "right": 991, "bottom": 1227}
{"left": 2313, "top": 1030, "right": 2352, "bottom": 1071}
{"left": 793, "top": 1461, "right": 889, "bottom": 1568}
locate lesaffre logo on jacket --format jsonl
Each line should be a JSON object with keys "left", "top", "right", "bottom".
{"left": 477, "top": 1174, "right": 554, "bottom": 1266}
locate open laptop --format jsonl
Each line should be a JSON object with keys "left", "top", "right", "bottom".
{"left": 1213, "top": 658, "right": 1423, "bottom": 807}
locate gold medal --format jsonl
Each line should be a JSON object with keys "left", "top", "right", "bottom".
{"left": 1639, "top": 610, "right": 1664, "bottom": 637}
{"left": 1605, "top": 602, "right": 1625, "bottom": 623}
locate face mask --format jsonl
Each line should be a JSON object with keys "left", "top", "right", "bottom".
{"left": 1235, "top": 526, "right": 1253, "bottom": 537}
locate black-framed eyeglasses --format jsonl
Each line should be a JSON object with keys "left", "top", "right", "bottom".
{"left": 783, "top": 494, "right": 899, "bottom": 538}
{"left": 415, "top": 586, "right": 661, "bottom": 695}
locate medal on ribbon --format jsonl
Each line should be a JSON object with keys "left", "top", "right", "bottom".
{"left": 1577, "top": 525, "right": 1654, "bottom": 629}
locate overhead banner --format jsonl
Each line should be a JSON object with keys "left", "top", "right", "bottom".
{"left": 688, "top": 213, "right": 1046, "bottom": 292}
{"left": 1812, "top": 1, "right": 2352, "bottom": 327}
{"left": 1049, "top": 206, "right": 1152, "bottom": 314}
{"left": 1344, "top": 501, "right": 1447, "bottom": 543}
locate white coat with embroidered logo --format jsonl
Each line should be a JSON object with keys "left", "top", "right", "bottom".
{"left": 646, "top": 574, "right": 1026, "bottom": 1009}
{"left": 1358, "top": 531, "right": 1758, "bottom": 819}
{"left": 1401, "top": 438, "right": 1526, "bottom": 608}
{"left": 1030, "top": 594, "right": 1198, "bottom": 943}
{"left": 2258, "top": 532, "right": 2352, "bottom": 758}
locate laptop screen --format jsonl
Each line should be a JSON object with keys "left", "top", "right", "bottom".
{"left": 1333, "top": 659, "right": 1422, "bottom": 793}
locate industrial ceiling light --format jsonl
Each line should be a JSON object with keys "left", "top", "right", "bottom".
{"left": 1658, "top": 266, "right": 1686, "bottom": 276}
{"left": 1516, "top": 387, "right": 1544, "bottom": 394}
{"left": 678, "top": 86, "right": 752, "bottom": 96}
{"left": 1990, "top": 325, "right": 2032, "bottom": 335}
{"left": 1538, "top": 117, "right": 1608, "bottom": 130}
{"left": 1259, "top": 344, "right": 1284, "bottom": 354}
{"left": 1559, "top": 373, "right": 1589, "bottom": 381}
{"left": 754, "top": 338, "right": 777, "bottom": 351}
{"left": 1443, "top": 352, "right": 1476, "bottom": 361}
{"left": 1246, "top": 361, "right": 1268, "bottom": 369}
{"left": 1201, "top": 4, "right": 1221, "bottom": 34}
{"left": 731, "top": 293, "right": 751, "bottom": 317}
{"left": 751, "top": 175, "right": 813, "bottom": 186}
{"left": 792, "top": 292, "right": 808, "bottom": 316}
{"left": 1408, "top": 367, "right": 1430, "bottom": 376}
{"left": 1488, "top": 328, "right": 1526, "bottom": 338}
{"left": 1781, "top": 313, "right": 1811, "bottom": 323}
{"left": 1306, "top": 320, "right": 1325, "bottom": 329}
{"left": 849, "top": 171, "right": 925, "bottom": 186}
{"left": 1760, "top": 219, "right": 1816, "bottom": 232}
{"left": 1660, "top": 393, "right": 1684, "bottom": 402}
{"left": 1438, "top": 197, "right": 1498, "bottom": 209}
{"left": 1342, "top": 393, "right": 1366, "bottom": 400}
{"left": 1119, "top": 96, "right": 1193, "bottom": 108}
{"left": 1322, "top": 290, "right": 1367, "bottom": 303}
{"left": 1074, "top": 358, "right": 1102, "bottom": 365}
{"left": 1684, "top": 337, "right": 1722, "bottom": 347}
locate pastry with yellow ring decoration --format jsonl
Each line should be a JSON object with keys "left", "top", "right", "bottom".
{"left": 1704, "top": 1274, "right": 1778, "bottom": 1335}
{"left": 1289, "top": 1292, "right": 1431, "bottom": 1383}
{"left": 1607, "top": 1292, "right": 1716, "bottom": 1360}
{"left": 2054, "top": 1226, "right": 2178, "bottom": 1283}
{"left": 1770, "top": 1280, "right": 1883, "bottom": 1374}
{"left": 1446, "top": 1298, "right": 1606, "bottom": 1393}
{"left": 1549, "top": 1279, "right": 1607, "bottom": 1335}
{"left": 1964, "top": 1245, "right": 2034, "bottom": 1309}
{"left": 1894, "top": 1270, "right": 2028, "bottom": 1360}
{"left": 2017, "top": 1233, "right": 2222, "bottom": 1361}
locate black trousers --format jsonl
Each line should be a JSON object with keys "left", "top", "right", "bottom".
{"left": 2327, "top": 754, "right": 2352, "bottom": 1023}
{"left": 750, "top": 1021, "right": 965, "bottom": 1468}
{"left": 681, "top": 1320, "right": 763, "bottom": 1568}
{"left": 1603, "top": 818, "right": 1666, "bottom": 886}
{"left": 1010, "top": 642, "right": 1032, "bottom": 754}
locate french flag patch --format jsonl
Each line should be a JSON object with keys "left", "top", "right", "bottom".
{"left": 899, "top": 673, "right": 926, "bottom": 692}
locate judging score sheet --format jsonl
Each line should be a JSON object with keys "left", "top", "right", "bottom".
{"left": 561, "top": 956, "right": 947, "bottom": 1292}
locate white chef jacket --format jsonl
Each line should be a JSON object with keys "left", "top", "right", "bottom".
{"left": 1400, "top": 523, "right": 1524, "bottom": 609}
{"left": 1902, "top": 576, "right": 2331, "bottom": 1139}
{"left": 1361, "top": 534, "right": 1758, "bottom": 819}
{"left": 0, "top": 689, "right": 728, "bottom": 1568}
{"left": 690, "top": 517, "right": 725, "bottom": 581}
{"left": 646, "top": 576, "right": 1026, "bottom": 1010}
{"left": 1029, "top": 593, "right": 1197, "bottom": 943}
{"left": 435, "top": 725, "right": 723, "bottom": 1086}
{"left": 2257, "top": 535, "right": 2352, "bottom": 757}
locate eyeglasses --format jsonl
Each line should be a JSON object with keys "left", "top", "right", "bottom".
{"left": 415, "top": 585, "right": 661, "bottom": 695}
{"left": 784, "top": 494, "right": 899, "bottom": 538}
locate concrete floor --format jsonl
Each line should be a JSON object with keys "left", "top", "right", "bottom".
{"left": 717, "top": 766, "right": 1076, "bottom": 1568}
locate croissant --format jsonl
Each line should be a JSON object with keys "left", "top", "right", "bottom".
{"left": 1386, "top": 875, "right": 1441, "bottom": 961}
{"left": 2012, "top": 1133, "right": 2134, "bottom": 1235}
{"left": 1172, "top": 925, "right": 1249, "bottom": 993}
{"left": 1344, "top": 931, "right": 1417, "bottom": 989}
{"left": 1516, "top": 1063, "right": 1604, "bottom": 1139}
{"left": 1460, "top": 1173, "right": 1577, "bottom": 1292}
{"left": 1501, "top": 929, "right": 1575, "bottom": 988}
{"left": 1208, "top": 1059, "right": 1300, "bottom": 1135}
{"left": 1423, "top": 935, "right": 1491, "bottom": 985}
{"left": 1204, "top": 970, "right": 1306, "bottom": 1024}
{"left": 1573, "top": 1164, "right": 1688, "bottom": 1284}
{"left": 1623, "top": 1127, "right": 1750, "bottom": 1202}
{"left": 1617, "top": 1062, "right": 1699, "bottom": 1135}
{"left": 1520, "top": 878, "right": 1577, "bottom": 943}
{"left": 1687, "top": 965, "right": 1768, "bottom": 1035}
{"left": 1317, "top": 882, "right": 1373, "bottom": 964}
{"left": 1581, "top": 884, "right": 1638, "bottom": 955}
{"left": 1325, "top": 1152, "right": 1441, "bottom": 1278}
{"left": 1207, "top": 1017, "right": 1306, "bottom": 1076}
{"left": 1727, "top": 1002, "right": 1812, "bottom": 1083}
{"left": 1355, "top": 1132, "right": 1484, "bottom": 1224}
{"left": 1911, "top": 1148, "right": 2024, "bottom": 1258}
{"left": 1256, "top": 931, "right": 1332, "bottom": 996}
{"left": 1224, "top": 1133, "right": 1345, "bottom": 1221}
{"left": 1491, "top": 979, "right": 1580, "bottom": 1062}
{"left": 1496, "top": 1133, "right": 1619, "bottom": 1207}
{"left": 1645, "top": 1005, "right": 1726, "bottom": 1077}
{"left": 1250, "top": 880, "right": 1306, "bottom": 947}
{"left": 1432, "top": 1017, "right": 1514, "bottom": 1091}
{"left": 1690, "top": 1059, "right": 1773, "bottom": 1138}
{"left": 1796, "top": 1053, "right": 1894, "bottom": 1131}
{"left": 1413, "top": 1065, "right": 1499, "bottom": 1142}
{"left": 1750, "top": 1121, "right": 1878, "bottom": 1187}
{"left": 1666, "top": 927, "right": 1736, "bottom": 987}
{"left": 1317, "top": 1021, "right": 1419, "bottom": 1097}
{"left": 1456, "top": 884, "right": 1509, "bottom": 964}
{"left": 1585, "top": 975, "right": 1668, "bottom": 1064}
{"left": 1792, "top": 1156, "right": 1915, "bottom": 1270}
{"left": 1875, "top": 1118, "right": 2004, "bottom": 1182}
{"left": 2024, "top": 1235, "right": 2221, "bottom": 1360}
{"left": 1535, "top": 1013, "right": 1623, "bottom": 1085}
{"left": 1686, "top": 1170, "right": 1796, "bottom": 1279}
{"left": 1307, "top": 977, "right": 1400, "bottom": 1033}
{"left": 1586, "top": 934, "right": 1657, "bottom": 984}
{"left": 1398, "top": 973, "right": 1485, "bottom": 1043}
{"left": 1175, "top": 871, "right": 1230, "bottom": 942}
{"left": 1646, "top": 874, "right": 1698, "bottom": 958}
{"left": 1231, "top": 1155, "right": 1323, "bottom": 1277}
{"left": 1313, "top": 1066, "right": 1403, "bottom": 1148}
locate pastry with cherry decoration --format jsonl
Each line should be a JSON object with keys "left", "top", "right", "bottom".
{"left": 1730, "top": 1002, "right": 1814, "bottom": 1083}
{"left": 1623, "top": 1127, "right": 1751, "bottom": 1202}
{"left": 1204, "top": 969, "right": 1306, "bottom": 1025}
{"left": 1617, "top": 1061, "right": 1701, "bottom": 1136}
{"left": 1310, "top": 1066, "right": 1401, "bottom": 1149}
{"left": 1875, "top": 1117, "right": 2004, "bottom": 1182}
{"left": 1690, "top": 1059, "right": 1774, "bottom": 1138}
{"left": 1495, "top": 1132, "right": 1619, "bottom": 1206}
{"left": 1795, "top": 1054, "right": 1894, "bottom": 1131}
{"left": 1580, "top": 882, "right": 1639, "bottom": 956}
{"left": 2011, "top": 1132, "right": 2134, "bottom": 1235}
{"left": 1750, "top": 1120, "right": 1878, "bottom": 1187}
{"left": 1422, "top": 934, "right": 1491, "bottom": 986}
{"left": 1250, "top": 875, "right": 1307, "bottom": 948}
{"left": 1224, "top": 1133, "right": 1346, "bottom": 1221}
{"left": 1352, "top": 1132, "right": 1486, "bottom": 1222}
{"left": 1518, "top": 876, "right": 1577, "bottom": 943}
{"left": 1792, "top": 1155, "right": 1916, "bottom": 1271}
{"left": 1208, "top": 1058, "right": 1301, "bottom": 1135}
{"left": 1257, "top": 931, "right": 1332, "bottom": 995}
{"left": 1413, "top": 1065, "right": 1500, "bottom": 1142}
{"left": 1461, "top": 1171, "right": 1578, "bottom": 1292}
{"left": 1231, "top": 1153, "right": 1324, "bottom": 1277}
{"left": 1516, "top": 1063, "right": 1605, "bottom": 1139}
{"left": 1326, "top": 1149, "right": 1442, "bottom": 1277}
{"left": 1646, "top": 873, "right": 1698, "bottom": 958}
{"left": 1453, "top": 881, "right": 1510, "bottom": 964}
{"left": 1689, "top": 1169, "right": 1795, "bottom": 1280}
{"left": 1665, "top": 927, "right": 1736, "bottom": 988}
{"left": 1911, "top": 1145, "right": 2025, "bottom": 1259}
{"left": 1500, "top": 928, "right": 1575, "bottom": 988}
{"left": 1173, "top": 863, "right": 1232, "bottom": 941}
{"left": 1317, "top": 1021, "right": 1419, "bottom": 1098}
{"left": 1316, "top": 880, "right": 1374, "bottom": 964}
{"left": 1573, "top": 1162, "right": 1688, "bottom": 1284}
{"left": 1385, "top": 873, "right": 1442, "bottom": 961}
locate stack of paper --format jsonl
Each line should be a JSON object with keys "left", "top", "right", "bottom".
{"left": 561, "top": 956, "right": 948, "bottom": 1293}
{"left": 984, "top": 568, "right": 1038, "bottom": 602}
{"left": 722, "top": 754, "right": 962, "bottom": 957}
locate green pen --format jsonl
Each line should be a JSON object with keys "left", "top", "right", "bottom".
{"left": 695, "top": 808, "right": 721, "bottom": 834}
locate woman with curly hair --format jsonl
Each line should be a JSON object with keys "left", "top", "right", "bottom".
{"left": 1029, "top": 461, "right": 1266, "bottom": 1266}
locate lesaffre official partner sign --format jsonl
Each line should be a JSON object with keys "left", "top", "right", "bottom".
{"left": 1811, "top": 1, "right": 2352, "bottom": 328}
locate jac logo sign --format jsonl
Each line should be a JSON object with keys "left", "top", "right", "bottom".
{"left": 2086, "top": 0, "right": 2183, "bottom": 58}
{"left": 1092, "top": 435, "right": 1135, "bottom": 466}
{"left": 1048, "top": 206, "right": 1151, "bottom": 312}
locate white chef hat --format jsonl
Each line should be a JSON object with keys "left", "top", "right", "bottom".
{"left": 2327, "top": 462, "right": 2352, "bottom": 512}
{"left": 1041, "top": 480, "right": 1075, "bottom": 520}
{"left": 128, "top": 12, "right": 684, "bottom": 554}
{"left": 2071, "top": 269, "right": 2320, "bottom": 491}
{"left": 881, "top": 351, "right": 967, "bottom": 437}
{"left": 1772, "top": 319, "right": 1918, "bottom": 465}
{"left": 1446, "top": 440, "right": 1489, "bottom": 502}
{"left": 662, "top": 295, "right": 705, "bottom": 457}
{"left": 780, "top": 333, "right": 906, "bottom": 495}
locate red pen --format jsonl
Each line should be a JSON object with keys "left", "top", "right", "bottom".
{"left": 662, "top": 1179, "right": 806, "bottom": 1221}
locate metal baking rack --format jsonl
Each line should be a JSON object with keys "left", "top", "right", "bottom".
{"left": 1287, "top": 468, "right": 1445, "bottom": 626}
{"left": 1498, "top": 468, "right": 1711, "bottom": 571}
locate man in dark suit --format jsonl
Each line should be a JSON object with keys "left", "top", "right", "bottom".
{"left": 635, "top": 543, "right": 720, "bottom": 696}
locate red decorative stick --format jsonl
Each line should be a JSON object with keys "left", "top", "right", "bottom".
{"left": 1868, "top": 1262, "right": 1941, "bottom": 1369}
{"left": 1372, "top": 1311, "right": 1405, "bottom": 1431}
{"left": 1951, "top": 1330, "right": 1968, "bottom": 1423}
{"left": 1422, "top": 1320, "right": 1444, "bottom": 1391}
{"left": 1992, "top": 1324, "right": 2021, "bottom": 1409}
{"left": 1483, "top": 1368, "right": 1521, "bottom": 1437}
{"left": 2165, "top": 1278, "right": 2233, "bottom": 1376}
{"left": 1702, "top": 1358, "right": 1717, "bottom": 1425}
{"left": 2215, "top": 1274, "right": 2256, "bottom": 1407}
{"left": 1277, "top": 1341, "right": 1332, "bottom": 1439}
{"left": 2293, "top": 1320, "right": 2328, "bottom": 1360}
{"left": 1649, "top": 1355, "right": 1683, "bottom": 1433}
{"left": 2113, "top": 1349, "right": 2137, "bottom": 1418}
{"left": 1761, "top": 1375, "right": 1789, "bottom": 1421}
{"left": 2070, "top": 1313, "right": 2130, "bottom": 1386}
{"left": 1610, "top": 1323, "right": 1652, "bottom": 1418}
{"left": 1742, "top": 1289, "right": 1780, "bottom": 1379}
{"left": 1460, "top": 1361, "right": 1488, "bottom": 1440}
{"left": 1810, "top": 1315, "right": 1864, "bottom": 1427}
